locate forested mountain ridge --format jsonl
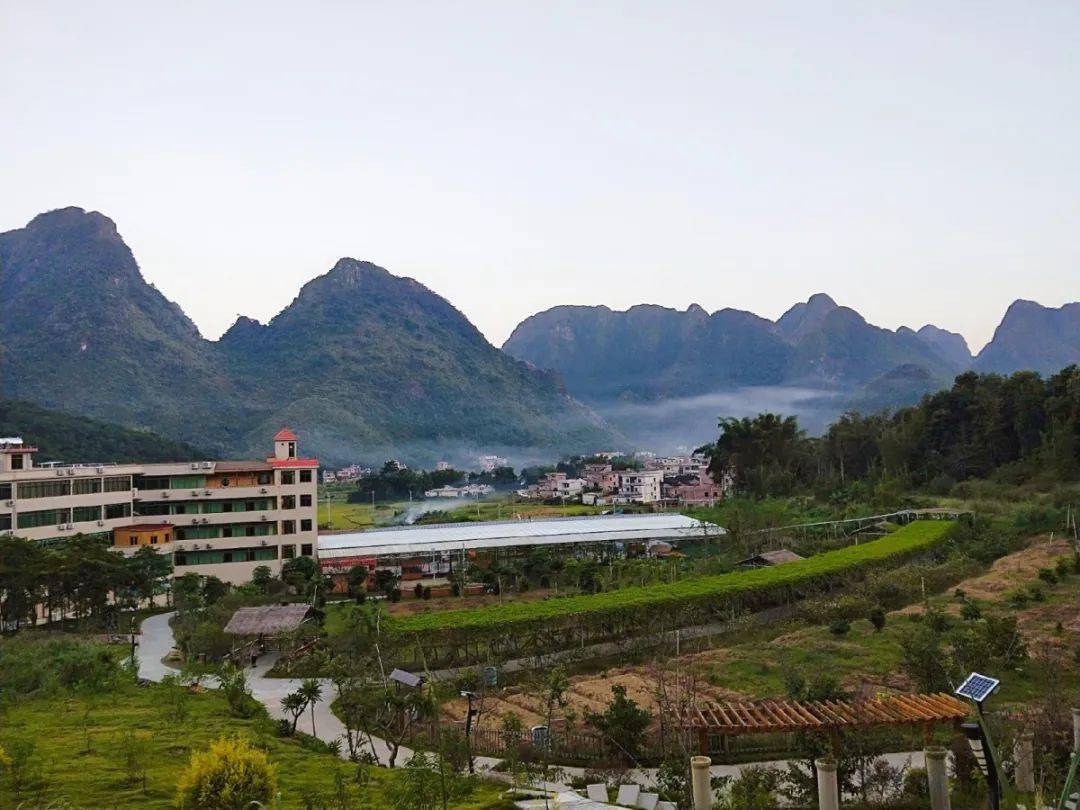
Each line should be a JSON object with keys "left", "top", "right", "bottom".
{"left": 0, "top": 208, "right": 614, "bottom": 465}
{"left": 0, "top": 399, "right": 206, "bottom": 462}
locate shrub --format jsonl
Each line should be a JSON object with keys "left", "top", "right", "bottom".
{"left": 176, "top": 736, "right": 277, "bottom": 808}
{"left": 1037, "top": 568, "right": 1058, "bottom": 585}
{"left": 422, "top": 587, "right": 432, "bottom": 601}
{"left": 1055, "top": 557, "right": 1072, "bottom": 578}
{"left": 413, "top": 583, "right": 423, "bottom": 599}
{"left": 961, "top": 600, "right": 982, "bottom": 621}
{"left": 868, "top": 607, "right": 886, "bottom": 632}
{"left": 1007, "top": 589, "right": 1030, "bottom": 609}
{"left": 390, "top": 588, "right": 401, "bottom": 603}
{"left": 829, "top": 619, "right": 851, "bottom": 636}
{"left": 1027, "top": 584, "right": 1045, "bottom": 602}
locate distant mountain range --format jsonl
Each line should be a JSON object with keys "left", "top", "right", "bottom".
{"left": 503, "top": 292, "right": 1080, "bottom": 444}
{"left": 2, "top": 206, "right": 1077, "bottom": 463}
{"left": 0, "top": 208, "right": 613, "bottom": 466}
{"left": 503, "top": 293, "right": 977, "bottom": 401}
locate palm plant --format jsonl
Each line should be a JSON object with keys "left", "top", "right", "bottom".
{"left": 298, "top": 678, "right": 323, "bottom": 737}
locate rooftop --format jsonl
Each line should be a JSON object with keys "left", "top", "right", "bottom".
{"left": 223, "top": 604, "right": 317, "bottom": 635}
{"left": 319, "top": 513, "right": 722, "bottom": 559}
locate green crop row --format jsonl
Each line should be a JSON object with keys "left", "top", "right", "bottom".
{"left": 389, "top": 520, "right": 956, "bottom": 637}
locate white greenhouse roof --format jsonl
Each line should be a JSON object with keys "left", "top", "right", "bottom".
{"left": 318, "top": 513, "right": 723, "bottom": 559}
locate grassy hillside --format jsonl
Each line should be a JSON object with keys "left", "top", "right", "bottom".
{"left": 0, "top": 635, "right": 506, "bottom": 809}
{"left": 0, "top": 399, "right": 205, "bottom": 463}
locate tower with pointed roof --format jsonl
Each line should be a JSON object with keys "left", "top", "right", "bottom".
{"left": 273, "top": 428, "right": 298, "bottom": 461}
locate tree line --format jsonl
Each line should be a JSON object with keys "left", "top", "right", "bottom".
{"left": 0, "top": 535, "right": 173, "bottom": 631}
{"left": 706, "top": 365, "right": 1080, "bottom": 497}
{"left": 347, "top": 460, "right": 517, "bottom": 503}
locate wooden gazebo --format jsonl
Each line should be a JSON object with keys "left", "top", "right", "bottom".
{"left": 680, "top": 693, "right": 970, "bottom": 755}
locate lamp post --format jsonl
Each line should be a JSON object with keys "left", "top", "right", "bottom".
{"left": 956, "top": 672, "right": 1004, "bottom": 810}
{"left": 461, "top": 690, "right": 477, "bottom": 774}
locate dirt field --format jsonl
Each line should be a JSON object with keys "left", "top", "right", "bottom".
{"left": 442, "top": 663, "right": 747, "bottom": 734}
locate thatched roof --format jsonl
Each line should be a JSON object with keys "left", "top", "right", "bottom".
{"left": 224, "top": 604, "right": 315, "bottom": 635}
{"left": 737, "top": 549, "right": 805, "bottom": 567}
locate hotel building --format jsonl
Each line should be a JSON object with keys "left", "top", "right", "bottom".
{"left": 0, "top": 429, "right": 318, "bottom": 584}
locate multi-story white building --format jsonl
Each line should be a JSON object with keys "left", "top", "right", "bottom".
{"left": 615, "top": 469, "right": 663, "bottom": 504}
{"left": 0, "top": 429, "right": 318, "bottom": 584}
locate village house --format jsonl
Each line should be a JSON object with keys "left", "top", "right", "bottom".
{"left": 614, "top": 469, "right": 663, "bottom": 504}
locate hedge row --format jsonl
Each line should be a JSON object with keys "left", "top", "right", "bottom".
{"left": 389, "top": 520, "right": 956, "bottom": 638}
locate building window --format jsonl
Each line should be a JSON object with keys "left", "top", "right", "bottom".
{"left": 287, "top": 442, "right": 296, "bottom": 458}
{"left": 300, "top": 519, "right": 312, "bottom": 532}
{"left": 17, "top": 480, "right": 71, "bottom": 499}
{"left": 73, "top": 478, "right": 103, "bottom": 495}
{"left": 0, "top": 514, "right": 12, "bottom": 531}
{"left": 11, "top": 454, "right": 25, "bottom": 470}
{"left": 222, "top": 526, "right": 233, "bottom": 538}
{"left": 282, "top": 520, "right": 296, "bottom": 535}
{"left": 299, "top": 494, "right": 312, "bottom": 508}
{"left": 104, "top": 503, "right": 132, "bottom": 520}
{"left": 301, "top": 543, "right": 312, "bottom": 556}
{"left": 282, "top": 544, "right": 295, "bottom": 559}
{"left": 104, "top": 475, "right": 132, "bottom": 492}
{"left": 282, "top": 495, "right": 296, "bottom": 510}
{"left": 281, "top": 471, "right": 295, "bottom": 485}
{"left": 17, "top": 508, "right": 70, "bottom": 529}
{"left": 0, "top": 483, "right": 10, "bottom": 500}
{"left": 150, "top": 535, "right": 159, "bottom": 545}
{"left": 129, "top": 537, "right": 137, "bottom": 546}
{"left": 73, "top": 505, "right": 101, "bottom": 523}
{"left": 257, "top": 472, "right": 272, "bottom": 486}
{"left": 299, "top": 470, "right": 312, "bottom": 483}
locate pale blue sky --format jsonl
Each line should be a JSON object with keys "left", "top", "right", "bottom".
{"left": 2, "top": 2, "right": 1078, "bottom": 352}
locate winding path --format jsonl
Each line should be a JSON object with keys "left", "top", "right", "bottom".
{"left": 137, "top": 612, "right": 928, "bottom": 794}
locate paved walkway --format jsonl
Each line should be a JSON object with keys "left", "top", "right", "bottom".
{"left": 137, "top": 612, "right": 928, "bottom": 795}
{"left": 138, "top": 612, "right": 508, "bottom": 773}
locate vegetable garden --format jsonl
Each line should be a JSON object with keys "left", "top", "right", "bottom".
{"left": 385, "top": 520, "right": 958, "bottom": 668}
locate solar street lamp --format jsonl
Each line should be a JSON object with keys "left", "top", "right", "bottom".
{"left": 956, "top": 673, "right": 1003, "bottom": 810}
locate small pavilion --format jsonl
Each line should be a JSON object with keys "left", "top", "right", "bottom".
{"left": 223, "top": 603, "right": 322, "bottom": 663}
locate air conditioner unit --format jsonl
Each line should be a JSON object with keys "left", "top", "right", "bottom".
{"left": 200, "top": 518, "right": 208, "bottom": 524}
{"left": 191, "top": 490, "right": 199, "bottom": 496}
{"left": 191, "top": 517, "right": 199, "bottom": 524}
{"left": 259, "top": 487, "right": 268, "bottom": 494}
{"left": 96, "top": 520, "right": 105, "bottom": 527}
{"left": 57, "top": 524, "right": 66, "bottom": 530}
{"left": 95, "top": 467, "right": 104, "bottom": 474}
{"left": 162, "top": 492, "right": 170, "bottom": 498}
{"left": 66, "top": 469, "right": 75, "bottom": 476}
{"left": 204, "top": 489, "right": 211, "bottom": 495}
{"left": 4, "top": 500, "right": 12, "bottom": 507}
{"left": 67, "top": 523, "right": 75, "bottom": 529}
{"left": 190, "top": 463, "right": 198, "bottom": 470}
{"left": 260, "top": 539, "right": 267, "bottom": 546}
{"left": 201, "top": 461, "right": 213, "bottom": 470}
{"left": 55, "top": 470, "right": 64, "bottom": 477}
{"left": 261, "top": 514, "right": 268, "bottom": 521}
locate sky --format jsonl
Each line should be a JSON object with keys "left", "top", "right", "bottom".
{"left": 2, "top": 2, "right": 1078, "bottom": 353}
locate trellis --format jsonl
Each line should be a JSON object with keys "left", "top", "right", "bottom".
{"left": 680, "top": 693, "right": 970, "bottom": 754}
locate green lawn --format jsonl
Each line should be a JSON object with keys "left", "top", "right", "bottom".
{"left": 0, "top": 679, "right": 506, "bottom": 809}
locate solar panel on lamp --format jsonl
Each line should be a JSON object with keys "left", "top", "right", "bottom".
{"left": 955, "top": 672, "right": 1000, "bottom": 704}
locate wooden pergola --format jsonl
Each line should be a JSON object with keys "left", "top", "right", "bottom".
{"left": 680, "top": 693, "right": 970, "bottom": 754}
